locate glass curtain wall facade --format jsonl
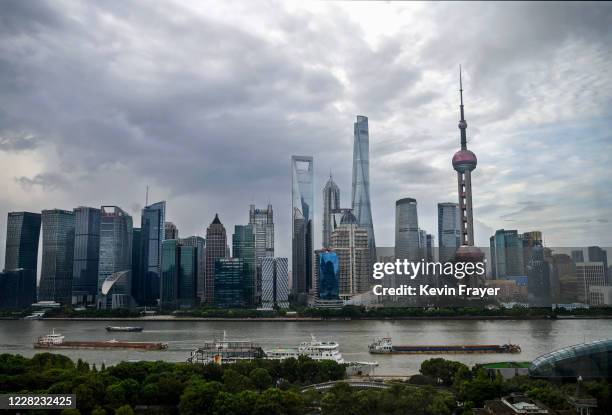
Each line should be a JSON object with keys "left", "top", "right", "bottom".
{"left": 490, "top": 229, "right": 525, "bottom": 279}
{"left": 233, "top": 225, "right": 256, "bottom": 306}
{"left": 352, "top": 115, "right": 376, "bottom": 263}
{"left": 72, "top": 206, "right": 100, "bottom": 304}
{"left": 4, "top": 212, "right": 41, "bottom": 273}
{"left": 39, "top": 209, "right": 75, "bottom": 304}
{"left": 140, "top": 201, "right": 165, "bottom": 305}
{"left": 319, "top": 251, "right": 340, "bottom": 300}
{"left": 214, "top": 258, "right": 248, "bottom": 308}
{"left": 291, "top": 155, "right": 313, "bottom": 300}
{"left": 97, "top": 206, "right": 133, "bottom": 308}
{"left": 180, "top": 236, "right": 205, "bottom": 304}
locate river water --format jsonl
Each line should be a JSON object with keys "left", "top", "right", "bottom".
{"left": 1, "top": 319, "right": 611, "bottom": 375}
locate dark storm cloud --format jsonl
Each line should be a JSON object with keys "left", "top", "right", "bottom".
{"left": 0, "top": 0, "right": 611, "bottom": 265}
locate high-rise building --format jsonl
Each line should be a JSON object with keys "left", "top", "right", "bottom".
{"left": 204, "top": 214, "right": 226, "bottom": 304}
{"left": 318, "top": 250, "right": 340, "bottom": 300}
{"left": 588, "top": 246, "right": 609, "bottom": 284}
{"left": 490, "top": 229, "right": 524, "bottom": 279}
{"left": 140, "top": 201, "right": 165, "bottom": 305}
{"left": 72, "top": 206, "right": 100, "bottom": 305}
{"left": 233, "top": 224, "right": 256, "bottom": 306}
{"left": 164, "top": 222, "right": 179, "bottom": 240}
{"left": 291, "top": 155, "right": 313, "bottom": 301}
{"left": 330, "top": 210, "right": 370, "bottom": 300}
{"left": 437, "top": 203, "right": 460, "bottom": 263}
{"left": 97, "top": 206, "right": 133, "bottom": 309}
{"left": 395, "top": 198, "right": 420, "bottom": 261}
{"left": 161, "top": 239, "right": 198, "bottom": 309}
{"left": 352, "top": 115, "right": 376, "bottom": 263}
{"left": 131, "top": 228, "right": 143, "bottom": 302}
{"left": 0, "top": 269, "right": 37, "bottom": 310}
{"left": 3, "top": 212, "right": 40, "bottom": 309}
{"left": 214, "top": 258, "right": 249, "bottom": 308}
{"left": 322, "top": 175, "right": 340, "bottom": 249}
{"left": 180, "top": 236, "right": 205, "bottom": 304}
{"left": 39, "top": 209, "right": 75, "bottom": 304}
{"left": 452, "top": 69, "right": 484, "bottom": 265}
{"left": 4, "top": 211, "right": 41, "bottom": 273}
{"left": 249, "top": 204, "right": 274, "bottom": 304}
{"left": 261, "top": 257, "right": 289, "bottom": 310}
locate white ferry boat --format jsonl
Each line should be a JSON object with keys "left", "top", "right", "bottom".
{"left": 37, "top": 329, "right": 65, "bottom": 345}
{"left": 264, "top": 335, "right": 345, "bottom": 363}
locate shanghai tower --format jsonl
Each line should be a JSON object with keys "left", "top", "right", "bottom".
{"left": 452, "top": 68, "right": 483, "bottom": 265}
{"left": 351, "top": 115, "right": 376, "bottom": 262}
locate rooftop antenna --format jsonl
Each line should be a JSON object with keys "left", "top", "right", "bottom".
{"left": 145, "top": 185, "right": 149, "bottom": 207}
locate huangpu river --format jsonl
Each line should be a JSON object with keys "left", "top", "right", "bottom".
{"left": 1, "top": 319, "right": 611, "bottom": 375}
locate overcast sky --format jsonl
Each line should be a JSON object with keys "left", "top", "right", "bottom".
{"left": 1, "top": 1, "right": 611, "bottom": 269}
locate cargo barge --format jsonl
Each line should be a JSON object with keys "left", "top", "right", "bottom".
{"left": 368, "top": 337, "right": 520, "bottom": 354}
{"left": 106, "top": 326, "right": 144, "bottom": 332}
{"left": 35, "top": 331, "right": 167, "bottom": 350}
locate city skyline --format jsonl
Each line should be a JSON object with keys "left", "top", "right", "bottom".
{"left": 1, "top": 2, "right": 611, "bottom": 270}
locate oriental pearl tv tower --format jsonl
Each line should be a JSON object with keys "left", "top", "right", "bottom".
{"left": 452, "top": 67, "right": 484, "bottom": 269}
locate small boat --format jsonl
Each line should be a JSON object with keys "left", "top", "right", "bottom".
{"left": 368, "top": 337, "right": 521, "bottom": 354}
{"left": 106, "top": 326, "right": 143, "bottom": 332}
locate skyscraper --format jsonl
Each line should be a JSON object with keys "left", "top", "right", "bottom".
{"left": 233, "top": 224, "right": 256, "bottom": 306}
{"left": 4, "top": 211, "right": 41, "bottom": 273}
{"left": 437, "top": 203, "right": 460, "bottom": 263}
{"left": 180, "top": 235, "right": 205, "bottom": 303}
{"left": 164, "top": 222, "right": 179, "bottom": 240}
{"left": 214, "top": 258, "right": 248, "bottom": 308}
{"left": 452, "top": 69, "right": 483, "bottom": 266}
{"left": 261, "top": 257, "right": 289, "bottom": 310}
{"left": 72, "top": 206, "right": 100, "bottom": 305}
{"left": 3, "top": 212, "right": 41, "bottom": 309}
{"left": 97, "top": 206, "right": 133, "bottom": 309}
{"left": 204, "top": 214, "right": 226, "bottom": 304}
{"left": 330, "top": 210, "right": 370, "bottom": 300}
{"left": 131, "top": 228, "right": 143, "bottom": 302}
{"left": 39, "top": 209, "right": 75, "bottom": 304}
{"left": 160, "top": 239, "right": 198, "bottom": 309}
{"left": 249, "top": 204, "right": 274, "bottom": 304}
{"left": 395, "top": 198, "right": 420, "bottom": 261}
{"left": 489, "top": 229, "right": 524, "bottom": 279}
{"left": 318, "top": 250, "right": 340, "bottom": 300}
{"left": 141, "top": 201, "right": 165, "bottom": 305}
{"left": 291, "top": 155, "right": 313, "bottom": 301}
{"left": 352, "top": 115, "right": 376, "bottom": 262}
{"left": 322, "top": 174, "right": 340, "bottom": 249}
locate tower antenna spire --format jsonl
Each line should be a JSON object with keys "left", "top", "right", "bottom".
{"left": 458, "top": 65, "right": 467, "bottom": 150}
{"left": 145, "top": 185, "right": 149, "bottom": 207}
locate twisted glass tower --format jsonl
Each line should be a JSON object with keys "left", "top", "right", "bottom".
{"left": 351, "top": 116, "right": 376, "bottom": 262}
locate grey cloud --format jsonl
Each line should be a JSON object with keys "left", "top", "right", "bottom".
{"left": 0, "top": 132, "right": 42, "bottom": 152}
{"left": 14, "top": 173, "right": 70, "bottom": 191}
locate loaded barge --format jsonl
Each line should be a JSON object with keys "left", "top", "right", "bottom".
{"left": 368, "top": 337, "right": 520, "bottom": 354}
{"left": 35, "top": 331, "right": 167, "bottom": 350}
